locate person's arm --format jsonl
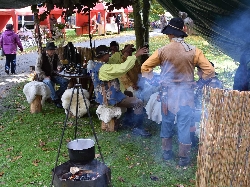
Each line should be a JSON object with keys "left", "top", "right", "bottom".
{"left": 141, "top": 50, "right": 161, "bottom": 79}
{"left": 35, "top": 54, "right": 46, "bottom": 78}
{"left": 100, "top": 47, "right": 148, "bottom": 81}
{"left": 194, "top": 48, "right": 215, "bottom": 79}
{"left": 15, "top": 34, "right": 23, "bottom": 52}
{"left": 108, "top": 51, "right": 123, "bottom": 64}
{"left": 99, "top": 55, "right": 137, "bottom": 81}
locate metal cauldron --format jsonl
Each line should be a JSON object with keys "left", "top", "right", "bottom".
{"left": 67, "top": 139, "right": 95, "bottom": 163}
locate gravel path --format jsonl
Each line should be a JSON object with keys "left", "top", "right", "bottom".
{"left": 0, "top": 29, "right": 162, "bottom": 100}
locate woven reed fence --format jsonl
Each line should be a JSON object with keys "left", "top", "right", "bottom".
{"left": 196, "top": 87, "right": 250, "bottom": 187}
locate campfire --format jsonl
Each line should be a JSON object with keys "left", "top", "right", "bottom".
{"left": 52, "top": 159, "right": 111, "bottom": 187}
{"left": 61, "top": 167, "right": 101, "bottom": 181}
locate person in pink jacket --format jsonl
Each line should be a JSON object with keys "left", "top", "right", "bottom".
{"left": 0, "top": 24, "right": 23, "bottom": 74}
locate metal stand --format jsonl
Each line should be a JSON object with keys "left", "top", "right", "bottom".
{"left": 50, "top": 77, "right": 111, "bottom": 187}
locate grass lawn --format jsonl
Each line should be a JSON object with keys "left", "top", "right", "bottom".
{"left": 0, "top": 33, "right": 237, "bottom": 187}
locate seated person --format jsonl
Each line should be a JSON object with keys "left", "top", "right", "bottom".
{"left": 108, "top": 42, "right": 142, "bottom": 124}
{"left": 108, "top": 41, "right": 140, "bottom": 95}
{"left": 88, "top": 45, "right": 151, "bottom": 136}
{"left": 109, "top": 41, "right": 120, "bottom": 55}
{"left": 35, "top": 42, "right": 69, "bottom": 108}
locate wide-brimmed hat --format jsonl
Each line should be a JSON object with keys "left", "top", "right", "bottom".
{"left": 162, "top": 17, "right": 188, "bottom": 37}
{"left": 46, "top": 42, "right": 57, "bottom": 50}
{"left": 95, "top": 45, "right": 110, "bottom": 58}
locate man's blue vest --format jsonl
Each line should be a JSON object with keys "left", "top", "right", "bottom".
{"left": 90, "top": 62, "right": 126, "bottom": 106}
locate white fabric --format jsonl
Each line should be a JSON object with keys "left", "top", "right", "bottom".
{"left": 145, "top": 92, "right": 201, "bottom": 138}
{"left": 106, "top": 23, "right": 118, "bottom": 33}
{"left": 145, "top": 92, "right": 162, "bottom": 124}
{"left": 96, "top": 105, "right": 122, "bottom": 123}
{"left": 87, "top": 60, "right": 94, "bottom": 74}
{"left": 23, "top": 81, "right": 51, "bottom": 105}
{"left": 61, "top": 88, "right": 90, "bottom": 117}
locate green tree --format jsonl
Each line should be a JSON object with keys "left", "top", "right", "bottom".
{"left": 149, "top": 1, "right": 165, "bottom": 22}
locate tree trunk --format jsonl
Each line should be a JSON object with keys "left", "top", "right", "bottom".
{"left": 143, "top": 0, "right": 150, "bottom": 44}
{"left": 132, "top": 0, "right": 144, "bottom": 65}
{"left": 34, "top": 12, "right": 43, "bottom": 54}
{"left": 142, "top": 0, "right": 151, "bottom": 63}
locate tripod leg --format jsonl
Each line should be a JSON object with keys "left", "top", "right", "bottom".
{"left": 51, "top": 86, "right": 76, "bottom": 186}
{"left": 74, "top": 86, "right": 80, "bottom": 139}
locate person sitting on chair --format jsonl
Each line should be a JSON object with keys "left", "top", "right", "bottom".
{"left": 88, "top": 45, "right": 151, "bottom": 136}
{"left": 35, "top": 42, "right": 69, "bottom": 108}
{"left": 109, "top": 41, "right": 120, "bottom": 55}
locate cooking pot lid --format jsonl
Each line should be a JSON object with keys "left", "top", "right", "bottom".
{"left": 67, "top": 139, "right": 95, "bottom": 150}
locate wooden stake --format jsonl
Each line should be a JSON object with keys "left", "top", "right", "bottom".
{"left": 30, "top": 95, "right": 42, "bottom": 114}
{"left": 101, "top": 119, "right": 115, "bottom": 132}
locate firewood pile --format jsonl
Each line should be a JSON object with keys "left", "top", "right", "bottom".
{"left": 196, "top": 87, "right": 250, "bottom": 187}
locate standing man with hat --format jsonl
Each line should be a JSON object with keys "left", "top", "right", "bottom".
{"left": 88, "top": 45, "right": 151, "bottom": 136}
{"left": 141, "top": 17, "right": 215, "bottom": 166}
{"left": 35, "top": 42, "right": 69, "bottom": 108}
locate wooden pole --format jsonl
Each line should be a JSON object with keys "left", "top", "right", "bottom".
{"left": 30, "top": 95, "right": 42, "bottom": 114}
{"left": 34, "top": 12, "right": 43, "bottom": 54}
{"left": 101, "top": 119, "right": 115, "bottom": 132}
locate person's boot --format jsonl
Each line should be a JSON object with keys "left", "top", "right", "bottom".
{"left": 122, "top": 108, "right": 134, "bottom": 126}
{"left": 190, "top": 132, "right": 197, "bottom": 148}
{"left": 162, "top": 138, "right": 173, "bottom": 160}
{"left": 178, "top": 143, "right": 191, "bottom": 166}
{"left": 132, "top": 113, "right": 151, "bottom": 137}
{"left": 190, "top": 126, "right": 197, "bottom": 148}
{"left": 53, "top": 99, "right": 63, "bottom": 108}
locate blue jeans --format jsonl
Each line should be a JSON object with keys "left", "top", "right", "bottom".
{"left": 5, "top": 54, "right": 16, "bottom": 73}
{"left": 43, "top": 76, "right": 69, "bottom": 101}
{"left": 160, "top": 105, "right": 193, "bottom": 144}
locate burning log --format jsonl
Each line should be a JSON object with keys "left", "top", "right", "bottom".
{"left": 52, "top": 159, "right": 111, "bottom": 187}
{"left": 61, "top": 167, "right": 100, "bottom": 181}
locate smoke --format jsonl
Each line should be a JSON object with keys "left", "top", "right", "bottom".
{"left": 135, "top": 73, "right": 161, "bottom": 105}
{"left": 209, "top": 0, "right": 250, "bottom": 61}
